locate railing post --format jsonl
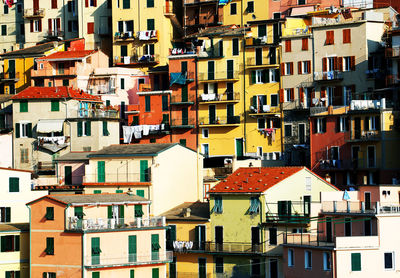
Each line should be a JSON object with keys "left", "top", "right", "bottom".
{"left": 333, "top": 201, "right": 337, "bottom": 213}
{"left": 361, "top": 202, "right": 365, "bottom": 213}
{"left": 376, "top": 201, "right": 380, "bottom": 214}
{"left": 137, "top": 217, "right": 141, "bottom": 228}
{"left": 162, "top": 216, "right": 166, "bottom": 226}
{"left": 347, "top": 201, "right": 350, "bottom": 213}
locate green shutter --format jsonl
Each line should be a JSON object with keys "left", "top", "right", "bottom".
{"left": 26, "top": 123, "right": 32, "bottom": 138}
{"left": 77, "top": 122, "right": 83, "bottom": 137}
{"left": 92, "top": 272, "right": 100, "bottom": 278}
{"left": 251, "top": 71, "right": 256, "bottom": 84}
{"left": 258, "top": 24, "right": 266, "bottom": 37}
{"left": 116, "top": 190, "right": 123, "bottom": 193}
{"left": 107, "top": 206, "right": 113, "bottom": 219}
{"left": 162, "top": 95, "right": 168, "bottom": 111}
{"left": 46, "top": 237, "right": 54, "bottom": 255}
{"left": 145, "top": 96, "right": 151, "bottom": 112}
{"left": 128, "top": 235, "right": 137, "bottom": 262}
{"left": 152, "top": 268, "right": 159, "bottom": 278}
{"left": 351, "top": 253, "right": 361, "bottom": 271}
{"left": 45, "top": 207, "right": 54, "bottom": 220}
{"left": 102, "top": 121, "right": 108, "bottom": 136}
{"left": 140, "top": 160, "right": 149, "bottom": 182}
{"left": 136, "top": 190, "right": 145, "bottom": 197}
{"left": 147, "top": 0, "right": 154, "bottom": 7}
{"left": 97, "top": 161, "right": 105, "bottom": 183}
{"left": 1, "top": 236, "right": 6, "bottom": 251}
{"left": 9, "top": 177, "right": 19, "bottom": 192}
{"left": 20, "top": 101, "right": 28, "bottom": 112}
{"left": 91, "top": 237, "right": 100, "bottom": 265}
{"left": 14, "top": 235, "right": 20, "bottom": 251}
{"left": 15, "top": 123, "right": 20, "bottom": 138}
{"left": 74, "top": 207, "right": 84, "bottom": 218}
{"left": 232, "top": 38, "right": 239, "bottom": 55}
{"left": 162, "top": 114, "right": 169, "bottom": 125}
{"left": 119, "top": 205, "right": 124, "bottom": 219}
{"left": 15, "top": 271, "right": 20, "bottom": 278}
{"left": 135, "top": 205, "right": 144, "bottom": 217}
{"left": 151, "top": 234, "right": 160, "bottom": 260}
{"left": 252, "top": 96, "right": 257, "bottom": 108}
{"left": 147, "top": 19, "right": 154, "bottom": 30}
{"left": 179, "top": 139, "right": 186, "bottom": 147}
{"left": 51, "top": 100, "right": 59, "bottom": 111}
{"left": 5, "top": 207, "right": 10, "bottom": 222}
{"left": 130, "top": 269, "right": 135, "bottom": 278}
{"left": 182, "top": 108, "right": 188, "bottom": 125}
{"left": 121, "top": 78, "right": 125, "bottom": 89}
{"left": 123, "top": 0, "right": 130, "bottom": 9}
{"left": 65, "top": 166, "right": 72, "bottom": 185}
{"left": 5, "top": 271, "right": 11, "bottom": 278}
{"left": 181, "top": 85, "right": 188, "bottom": 102}
{"left": 85, "top": 121, "right": 91, "bottom": 136}
{"left": 262, "top": 69, "right": 269, "bottom": 83}
{"left": 42, "top": 273, "right": 46, "bottom": 278}
{"left": 93, "top": 190, "right": 102, "bottom": 194}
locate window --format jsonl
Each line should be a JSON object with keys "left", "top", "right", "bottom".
{"left": 284, "top": 124, "right": 292, "bottom": 136}
{"left": 120, "top": 78, "right": 125, "bottom": 90}
{"left": 147, "top": 0, "right": 154, "bottom": 7}
{"left": 0, "top": 207, "right": 11, "bottom": 222}
{"left": 9, "top": 178, "right": 19, "bottom": 192}
{"left": 77, "top": 121, "right": 91, "bottom": 137}
{"left": 0, "top": 235, "right": 19, "bottom": 252}
{"left": 258, "top": 24, "right": 266, "bottom": 38}
{"left": 201, "top": 144, "right": 209, "bottom": 157}
{"left": 20, "top": 101, "right": 28, "bottom": 112}
{"left": 230, "top": 3, "right": 237, "bottom": 15}
{"left": 15, "top": 123, "right": 32, "bottom": 138}
{"left": 151, "top": 234, "right": 161, "bottom": 260}
{"left": 343, "top": 56, "right": 351, "bottom": 71}
{"left": 145, "top": 95, "right": 151, "bottom": 112}
{"left": 147, "top": 19, "right": 155, "bottom": 30}
{"left": 251, "top": 69, "right": 271, "bottom": 84}
{"left": 213, "top": 196, "right": 223, "bottom": 213}
{"left": 249, "top": 197, "right": 260, "bottom": 214}
{"left": 304, "top": 250, "right": 312, "bottom": 269}
{"left": 251, "top": 259, "right": 261, "bottom": 276}
{"left": 367, "top": 145, "right": 376, "bottom": 168}
{"left": 134, "top": 205, "right": 144, "bottom": 217}
{"left": 299, "top": 61, "right": 311, "bottom": 74}
{"left": 4, "top": 4, "right": 8, "bottom": 14}
{"left": 92, "top": 273, "right": 99, "bottom": 278}
{"left": 87, "top": 22, "right": 94, "bottom": 34}
{"left": 302, "top": 38, "right": 308, "bottom": 50}
{"left": 326, "top": 30, "right": 334, "bottom": 45}
{"left": 284, "top": 62, "right": 293, "bottom": 75}
{"left": 63, "top": 79, "right": 69, "bottom": 86}
{"left": 315, "top": 118, "right": 326, "bottom": 133}
{"left": 257, "top": 118, "right": 265, "bottom": 130}
{"left": 271, "top": 95, "right": 278, "bottom": 107}
{"left": 1, "top": 25, "right": 6, "bottom": 36}
{"left": 43, "top": 273, "right": 56, "bottom": 278}
{"left": 45, "top": 237, "right": 54, "bottom": 255}
{"left": 5, "top": 271, "right": 20, "bottom": 278}
{"left": 288, "top": 249, "right": 294, "bottom": 267}
{"left": 284, "top": 88, "right": 294, "bottom": 102}
{"left": 338, "top": 116, "right": 349, "bottom": 132}
{"left": 305, "top": 177, "right": 311, "bottom": 191}
{"left": 215, "top": 257, "right": 224, "bottom": 273}
{"left": 323, "top": 252, "right": 331, "bottom": 271}
{"left": 102, "top": 121, "right": 109, "bottom": 136}
{"left": 269, "top": 227, "right": 277, "bottom": 245}
{"left": 232, "top": 38, "right": 239, "bottom": 56}
{"left": 257, "top": 147, "right": 263, "bottom": 157}
{"left": 20, "top": 148, "right": 28, "bottom": 163}
{"left": 246, "top": 1, "right": 254, "bottom": 13}
{"left": 51, "top": 100, "right": 59, "bottom": 111}
{"left": 94, "top": 190, "right": 102, "bottom": 194}
{"left": 285, "top": 39, "right": 291, "bottom": 52}
{"left": 123, "top": 0, "right": 130, "bottom": 9}
{"left": 330, "top": 146, "right": 339, "bottom": 160}
{"left": 202, "top": 129, "right": 209, "bottom": 138}
{"left": 162, "top": 95, "right": 168, "bottom": 111}
{"left": 343, "top": 29, "right": 351, "bottom": 43}
{"left": 351, "top": 253, "right": 361, "bottom": 271}
{"left": 384, "top": 252, "right": 394, "bottom": 270}
{"left": 45, "top": 207, "right": 54, "bottom": 220}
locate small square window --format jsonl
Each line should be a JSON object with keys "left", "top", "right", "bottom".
{"left": 45, "top": 207, "right": 54, "bottom": 220}
{"left": 384, "top": 252, "right": 394, "bottom": 270}
{"left": 230, "top": 3, "right": 237, "bottom": 15}
{"left": 288, "top": 249, "right": 294, "bottom": 267}
{"left": 202, "top": 128, "right": 209, "bottom": 138}
{"left": 246, "top": 1, "right": 254, "bottom": 13}
{"left": 284, "top": 124, "right": 292, "bottom": 136}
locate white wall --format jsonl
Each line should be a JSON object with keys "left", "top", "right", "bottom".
{"left": 0, "top": 133, "right": 13, "bottom": 168}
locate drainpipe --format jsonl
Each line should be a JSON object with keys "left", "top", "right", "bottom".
{"left": 61, "top": 98, "right": 71, "bottom": 151}
{"left": 195, "top": 57, "right": 200, "bottom": 200}
{"left": 26, "top": 205, "right": 31, "bottom": 278}
{"left": 241, "top": 0, "right": 247, "bottom": 155}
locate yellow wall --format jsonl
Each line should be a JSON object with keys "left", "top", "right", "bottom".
{"left": 0, "top": 231, "right": 29, "bottom": 278}
{"left": 222, "top": 0, "right": 269, "bottom": 25}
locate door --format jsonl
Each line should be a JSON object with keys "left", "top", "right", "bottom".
{"left": 251, "top": 227, "right": 260, "bottom": 251}
{"left": 97, "top": 161, "right": 105, "bottom": 182}
{"left": 198, "top": 258, "right": 206, "bottom": 278}
{"left": 326, "top": 217, "right": 332, "bottom": 243}
{"left": 33, "top": 0, "right": 39, "bottom": 11}
{"left": 364, "top": 219, "right": 372, "bottom": 236}
{"left": 182, "top": 108, "right": 188, "bottom": 125}
{"left": 299, "top": 123, "right": 306, "bottom": 144}
{"left": 227, "top": 60, "right": 234, "bottom": 79}
{"left": 352, "top": 146, "right": 360, "bottom": 168}
{"left": 181, "top": 85, "right": 188, "bottom": 102}
{"left": 303, "top": 195, "right": 311, "bottom": 217}
{"left": 255, "top": 48, "right": 262, "bottom": 65}
{"left": 8, "top": 60, "right": 15, "bottom": 79}
{"left": 195, "top": 225, "right": 206, "bottom": 250}
{"left": 209, "top": 105, "right": 216, "bottom": 124}
{"left": 270, "top": 259, "right": 278, "bottom": 278}
{"left": 227, "top": 104, "right": 234, "bottom": 123}
{"left": 140, "top": 160, "right": 149, "bottom": 182}
{"left": 121, "top": 45, "right": 128, "bottom": 57}
{"left": 235, "top": 138, "right": 243, "bottom": 157}
{"left": 365, "top": 192, "right": 371, "bottom": 210}
{"left": 215, "top": 226, "right": 223, "bottom": 251}
{"left": 208, "top": 61, "right": 215, "bottom": 80}
{"left": 226, "top": 82, "right": 234, "bottom": 100}
{"left": 64, "top": 166, "right": 72, "bottom": 185}
{"left": 354, "top": 117, "right": 361, "bottom": 139}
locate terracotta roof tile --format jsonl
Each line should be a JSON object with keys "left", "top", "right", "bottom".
{"left": 37, "top": 50, "right": 96, "bottom": 60}
{"left": 11, "top": 86, "right": 101, "bottom": 101}
{"left": 209, "top": 167, "right": 305, "bottom": 193}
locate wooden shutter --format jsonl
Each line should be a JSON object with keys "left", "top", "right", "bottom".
{"left": 56, "top": 18, "right": 60, "bottom": 31}
{"left": 77, "top": 121, "right": 82, "bottom": 137}
{"left": 311, "top": 90, "right": 315, "bottom": 106}
{"left": 322, "top": 118, "right": 327, "bottom": 133}
{"left": 48, "top": 19, "right": 52, "bottom": 31}
{"left": 251, "top": 71, "right": 256, "bottom": 84}
{"left": 30, "top": 21, "right": 33, "bottom": 32}
{"left": 87, "top": 22, "right": 94, "bottom": 34}
{"left": 102, "top": 121, "right": 108, "bottom": 136}
{"left": 322, "top": 58, "right": 327, "bottom": 72}
{"left": 290, "top": 88, "right": 294, "bottom": 101}
{"left": 307, "top": 61, "right": 311, "bottom": 72}
{"left": 364, "top": 116, "right": 370, "bottom": 131}
{"left": 107, "top": 206, "right": 112, "bottom": 218}
{"left": 128, "top": 235, "right": 137, "bottom": 262}
{"left": 334, "top": 86, "right": 343, "bottom": 106}
{"left": 298, "top": 61, "right": 302, "bottom": 74}
{"left": 302, "top": 38, "right": 308, "bottom": 50}
{"left": 140, "top": 160, "right": 148, "bottom": 182}
{"left": 119, "top": 205, "right": 124, "bottom": 218}
{"left": 289, "top": 62, "right": 294, "bottom": 75}
{"left": 97, "top": 161, "right": 105, "bottom": 183}
{"left": 84, "top": 121, "right": 91, "bottom": 136}
{"left": 85, "top": 0, "right": 89, "bottom": 7}
{"left": 321, "top": 87, "right": 326, "bottom": 98}
{"left": 285, "top": 39, "right": 291, "bottom": 52}
{"left": 351, "top": 56, "right": 356, "bottom": 71}
{"left": 299, "top": 87, "right": 304, "bottom": 103}
{"left": 38, "top": 19, "right": 42, "bottom": 32}
{"left": 279, "top": 89, "right": 284, "bottom": 103}
{"left": 280, "top": 63, "right": 285, "bottom": 76}
{"left": 15, "top": 123, "right": 20, "bottom": 138}
{"left": 338, "top": 57, "right": 343, "bottom": 71}
{"left": 351, "top": 253, "right": 361, "bottom": 271}
{"left": 27, "top": 123, "right": 32, "bottom": 138}
{"left": 334, "top": 57, "right": 338, "bottom": 70}
{"left": 93, "top": 0, "right": 97, "bottom": 6}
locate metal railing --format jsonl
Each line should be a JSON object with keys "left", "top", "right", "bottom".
{"left": 265, "top": 201, "right": 312, "bottom": 224}
{"left": 249, "top": 105, "right": 280, "bottom": 114}
{"left": 45, "top": 30, "right": 64, "bottom": 37}
{"left": 83, "top": 172, "right": 150, "bottom": 183}
{"left": 170, "top": 117, "right": 196, "bottom": 127}
{"left": 84, "top": 250, "right": 173, "bottom": 267}
{"left": 199, "top": 92, "right": 240, "bottom": 102}
{"left": 23, "top": 8, "right": 45, "bottom": 18}
{"left": 348, "top": 130, "right": 381, "bottom": 142}
{"left": 67, "top": 216, "right": 166, "bottom": 231}
{"left": 114, "top": 32, "right": 135, "bottom": 41}
{"left": 37, "top": 136, "right": 69, "bottom": 146}
{"left": 170, "top": 71, "right": 195, "bottom": 82}
{"left": 198, "top": 49, "right": 224, "bottom": 59}
{"left": 385, "top": 47, "right": 400, "bottom": 58}
{"left": 31, "top": 68, "right": 76, "bottom": 77}
{"left": 114, "top": 54, "right": 160, "bottom": 65}
{"left": 1, "top": 72, "right": 20, "bottom": 80}
{"left": 321, "top": 201, "right": 376, "bottom": 214}
{"left": 284, "top": 233, "right": 335, "bottom": 247}
{"left": 198, "top": 71, "right": 239, "bottom": 81}
{"left": 246, "top": 57, "right": 277, "bottom": 67}
{"left": 186, "top": 13, "right": 223, "bottom": 26}
{"left": 282, "top": 99, "right": 310, "bottom": 110}
{"left": 36, "top": 161, "right": 56, "bottom": 172}
{"left": 184, "top": 0, "right": 218, "bottom": 4}
{"left": 314, "top": 71, "right": 344, "bottom": 81}
{"left": 70, "top": 108, "right": 119, "bottom": 119}
{"left": 170, "top": 94, "right": 196, "bottom": 104}
{"left": 205, "top": 242, "right": 264, "bottom": 253}
{"left": 386, "top": 75, "right": 400, "bottom": 86}
{"left": 199, "top": 115, "right": 240, "bottom": 125}
{"left": 350, "top": 99, "right": 381, "bottom": 110}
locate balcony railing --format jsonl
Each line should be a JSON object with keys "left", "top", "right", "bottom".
{"left": 204, "top": 242, "right": 264, "bottom": 253}
{"left": 284, "top": 233, "right": 334, "bottom": 247}
{"left": 114, "top": 31, "right": 135, "bottom": 41}
{"left": 245, "top": 37, "right": 274, "bottom": 47}
{"left": 282, "top": 99, "right": 310, "bottom": 110}
{"left": 185, "top": 13, "right": 223, "bottom": 26}
{"left": 198, "top": 71, "right": 239, "bottom": 81}
{"left": 350, "top": 99, "right": 381, "bottom": 110}
{"left": 37, "top": 136, "right": 69, "bottom": 146}
{"left": 170, "top": 117, "right": 196, "bottom": 128}
{"left": 0, "top": 72, "right": 20, "bottom": 80}
{"left": 170, "top": 94, "right": 196, "bottom": 104}
{"left": 31, "top": 68, "right": 76, "bottom": 77}
{"left": 36, "top": 161, "right": 56, "bottom": 173}
{"left": 199, "top": 116, "right": 240, "bottom": 125}
{"left": 385, "top": 47, "right": 400, "bottom": 58}
{"left": 246, "top": 57, "right": 277, "bottom": 67}
{"left": 114, "top": 55, "right": 160, "bottom": 65}
{"left": 67, "top": 216, "right": 166, "bottom": 231}
{"left": 386, "top": 75, "right": 400, "bottom": 86}
{"left": 45, "top": 30, "right": 64, "bottom": 38}
{"left": 137, "top": 30, "right": 158, "bottom": 41}
{"left": 199, "top": 92, "right": 240, "bottom": 102}
{"left": 184, "top": 0, "right": 218, "bottom": 4}
{"left": 265, "top": 201, "right": 312, "bottom": 224}
{"left": 348, "top": 130, "right": 381, "bottom": 142}
{"left": 83, "top": 172, "right": 150, "bottom": 183}
{"left": 23, "top": 8, "right": 45, "bottom": 18}
{"left": 69, "top": 108, "right": 119, "bottom": 119}
{"left": 84, "top": 250, "right": 173, "bottom": 268}
{"left": 314, "top": 71, "right": 343, "bottom": 82}
{"left": 198, "top": 49, "right": 224, "bottom": 59}
{"left": 322, "top": 201, "right": 400, "bottom": 215}
{"left": 249, "top": 105, "right": 280, "bottom": 114}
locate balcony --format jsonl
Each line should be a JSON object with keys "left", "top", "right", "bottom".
{"left": 314, "top": 71, "right": 343, "bottom": 82}
{"left": 282, "top": 99, "right": 310, "bottom": 111}
{"left": 23, "top": 8, "right": 45, "bottom": 18}
{"left": 67, "top": 216, "right": 166, "bottom": 231}
{"left": 170, "top": 94, "right": 196, "bottom": 105}
{"left": 35, "top": 161, "right": 56, "bottom": 173}
{"left": 45, "top": 30, "right": 64, "bottom": 38}
{"left": 114, "top": 32, "right": 135, "bottom": 42}
{"left": 31, "top": 68, "right": 77, "bottom": 78}
{"left": 322, "top": 201, "right": 400, "bottom": 215}
{"left": 137, "top": 30, "right": 158, "bottom": 41}
{"left": 284, "top": 233, "right": 334, "bottom": 248}
{"left": 385, "top": 47, "right": 400, "bottom": 58}
{"left": 198, "top": 71, "right": 239, "bottom": 82}
{"left": 335, "top": 236, "right": 379, "bottom": 249}
{"left": 0, "top": 72, "right": 20, "bottom": 82}
{"left": 265, "top": 201, "right": 311, "bottom": 225}
{"left": 245, "top": 37, "right": 276, "bottom": 48}
{"left": 84, "top": 250, "right": 173, "bottom": 268}
{"left": 386, "top": 75, "right": 400, "bottom": 86}
{"left": 198, "top": 49, "right": 224, "bottom": 59}
{"left": 319, "top": 159, "right": 359, "bottom": 170}
{"left": 68, "top": 108, "right": 119, "bottom": 119}
{"left": 37, "top": 136, "right": 70, "bottom": 153}
{"left": 88, "top": 85, "right": 116, "bottom": 95}
{"left": 184, "top": 0, "right": 218, "bottom": 5}
{"left": 113, "top": 55, "right": 159, "bottom": 66}
{"left": 249, "top": 105, "right": 280, "bottom": 115}
{"left": 170, "top": 117, "right": 196, "bottom": 128}
{"left": 185, "top": 13, "right": 223, "bottom": 27}
{"left": 169, "top": 71, "right": 195, "bottom": 86}
{"left": 350, "top": 99, "right": 381, "bottom": 111}
{"left": 246, "top": 57, "right": 278, "bottom": 68}
{"left": 204, "top": 242, "right": 264, "bottom": 254}
{"left": 199, "top": 92, "right": 240, "bottom": 103}
{"left": 199, "top": 116, "right": 241, "bottom": 126}
{"left": 347, "top": 130, "right": 381, "bottom": 142}
{"left": 83, "top": 172, "right": 151, "bottom": 184}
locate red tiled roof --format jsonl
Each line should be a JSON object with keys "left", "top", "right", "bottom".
{"left": 209, "top": 167, "right": 305, "bottom": 193}
{"left": 37, "top": 50, "right": 96, "bottom": 60}
{"left": 11, "top": 87, "right": 101, "bottom": 101}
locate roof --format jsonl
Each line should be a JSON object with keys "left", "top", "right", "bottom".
{"left": 11, "top": 87, "right": 101, "bottom": 102}
{"left": 209, "top": 167, "right": 305, "bottom": 193}
{"left": 0, "top": 223, "right": 29, "bottom": 232}
{"left": 88, "top": 143, "right": 179, "bottom": 158}
{"left": 0, "top": 42, "right": 61, "bottom": 58}
{"left": 0, "top": 167, "right": 33, "bottom": 173}
{"left": 27, "top": 193, "right": 149, "bottom": 206}
{"left": 54, "top": 152, "right": 92, "bottom": 162}
{"left": 0, "top": 95, "right": 12, "bottom": 104}
{"left": 37, "top": 50, "right": 97, "bottom": 61}
{"left": 186, "top": 25, "right": 250, "bottom": 39}
{"left": 162, "top": 202, "right": 210, "bottom": 221}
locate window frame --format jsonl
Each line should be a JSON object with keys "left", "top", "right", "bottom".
{"left": 304, "top": 250, "right": 312, "bottom": 269}
{"left": 288, "top": 249, "right": 294, "bottom": 267}
{"left": 230, "top": 2, "right": 237, "bottom": 15}
{"left": 284, "top": 124, "right": 292, "bottom": 137}
{"left": 323, "top": 252, "right": 331, "bottom": 271}
{"left": 202, "top": 128, "right": 209, "bottom": 138}
{"left": 384, "top": 252, "right": 394, "bottom": 270}
{"left": 351, "top": 253, "right": 361, "bottom": 271}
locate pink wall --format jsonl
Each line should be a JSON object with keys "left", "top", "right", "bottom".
{"left": 57, "top": 161, "right": 87, "bottom": 185}
{"left": 268, "top": 0, "right": 341, "bottom": 18}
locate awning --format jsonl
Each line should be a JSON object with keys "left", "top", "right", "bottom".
{"left": 170, "top": 72, "right": 187, "bottom": 86}
{"left": 37, "top": 119, "right": 64, "bottom": 133}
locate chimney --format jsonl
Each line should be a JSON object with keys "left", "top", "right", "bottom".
{"left": 325, "top": 174, "right": 331, "bottom": 183}
{"left": 183, "top": 208, "right": 191, "bottom": 217}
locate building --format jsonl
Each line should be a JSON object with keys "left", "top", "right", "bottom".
{"left": 82, "top": 143, "right": 203, "bottom": 215}
{"left": 31, "top": 49, "right": 109, "bottom": 89}
{"left": 183, "top": 0, "right": 223, "bottom": 36}
{"left": 0, "top": 223, "right": 29, "bottom": 278}
{"left": 0, "top": 1, "right": 25, "bottom": 54}
{"left": 11, "top": 86, "right": 120, "bottom": 184}
{"left": 268, "top": 0, "right": 341, "bottom": 20}
{"left": 162, "top": 202, "right": 214, "bottom": 277}
{"left": 208, "top": 166, "right": 338, "bottom": 278}
{"left": 283, "top": 184, "right": 400, "bottom": 277}
{"left": 27, "top": 193, "right": 172, "bottom": 278}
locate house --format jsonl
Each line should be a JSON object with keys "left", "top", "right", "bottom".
{"left": 162, "top": 202, "right": 214, "bottom": 278}
{"left": 0, "top": 223, "right": 29, "bottom": 278}
{"left": 0, "top": 1, "right": 24, "bottom": 54}
{"left": 0, "top": 95, "right": 13, "bottom": 167}
{"left": 27, "top": 193, "right": 172, "bottom": 278}
{"left": 208, "top": 166, "right": 338, "bottom": 278}
{"left": 82, "top": 143, "right": 204, "bottom": 215}
{"left": 283, "top": 184, "right": 400, "bottom": 277}
{"left": 11, "top": 86, "right": 120, "bottom": 185}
